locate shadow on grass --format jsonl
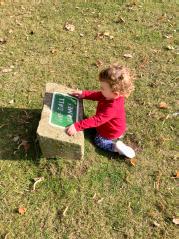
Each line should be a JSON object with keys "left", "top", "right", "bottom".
{"left": 0, "top": 107, "right": 42, "bottom": 163}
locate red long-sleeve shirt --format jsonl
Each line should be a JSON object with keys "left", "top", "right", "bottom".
{"left": 74, "top": 90, "right": 126, "bottom": 140}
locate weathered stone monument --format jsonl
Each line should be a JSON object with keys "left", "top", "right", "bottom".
{"left": 37, "top": 83, "right": 84, "bottom": 160}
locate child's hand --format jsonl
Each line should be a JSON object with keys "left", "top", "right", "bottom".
{"left": 66, "top": 124, "right": 77, "bottom": 136}
{"left": 70, "top": 90, "right": 83, "bottom": 99}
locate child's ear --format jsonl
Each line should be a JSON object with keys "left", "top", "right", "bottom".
{"left": 114, "top": 92, "right": 120, "bottom": 99}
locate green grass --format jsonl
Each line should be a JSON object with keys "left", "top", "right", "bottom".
{"left": 0, "top": 0, "right": 177, "bottom": 238}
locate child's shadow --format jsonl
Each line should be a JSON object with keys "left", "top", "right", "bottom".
{"left": 84, "top": 128, "right": 126, "bottom": 163}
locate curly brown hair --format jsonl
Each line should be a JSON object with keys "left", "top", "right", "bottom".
{"left": 99, "top": 63, "right": 135, "bottom": 98}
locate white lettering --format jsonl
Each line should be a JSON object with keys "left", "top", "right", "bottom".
{"left": 67, "top": 105, "right": 73, "bottom": 115}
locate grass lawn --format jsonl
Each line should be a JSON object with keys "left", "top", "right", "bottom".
{"left": 0, "top": 1, "right": 177, "bottom": 238}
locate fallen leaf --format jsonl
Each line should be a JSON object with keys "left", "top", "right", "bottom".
{"left": 9, "top": 99, "right": 14, "bottom": 104}
{"left": 18, "top": 207, "right": 26, "bottom": 215}
{"left": 159, "top": 102, "right": 168, "bottom": 109}
{"left": 115, "top": 17, "right": 125, "bottom": 23}
{"left": 172, "top": 171, "right": 179, "bottom": 179}
{"left": 129, "top": 158, "right": 137, "bottom": 166}
{"left": 97, "top": 198, "right": 104, "bottom": 204}
{"left": 103, "top": 31, "right": 110, "bottom": 36}
{"left": 96, "top": 32, "right": 104, "bottom": 40}
{"left": 165, "top": 45, "right": 174, "bottom": 50}
{"left": 95, "top": 60, "right": 103, "bottom": 68}
{"left": 93, "top": 193, "right": 97, "bottom": 199}
{"left": 124, "top": 53, "right": 133, "bottom": 58}
{"left": 50, "top": 48, "right": 57, "bottom": 54}
{"left": 0, "top": 37, "right": 7, "bottom": 44}
{"left": 64, "top": 22, "right": 75, "bottom": 31}
{"left": 2, "top": 68, "right": 12, "bottom": 73}
{"left": 173, "top": 218, "right": 179, "bottom": 225}
{"left": 63, "top": 206, "right": 69, "bottom": 216}
{"left": 164, "top": 34, "right": 173, "bottom": 39}
{"left": 175, "top": 171, "right": 179, "bottom": 178}
{"left": 153, "top": 221, "right": 160, "bottom": 227}
{"left": 15, "top": 19, "right": 23, "bottom": 26}
{"left": 32, "top": 177, "right": 44, "bottom": 191}
{"left": 96, "top": 31, "right": 114, "bottom": 40}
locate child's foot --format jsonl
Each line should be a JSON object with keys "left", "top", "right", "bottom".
{"left": 114, "top": 141, "right": 135, "bottom": 158}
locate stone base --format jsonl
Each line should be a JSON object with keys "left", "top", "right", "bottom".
{"left": 37, "top": 83, "right": 84, "bottom": 160}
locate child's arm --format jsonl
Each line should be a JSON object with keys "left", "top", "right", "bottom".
{"left": 81, "top": 90, "right": 104, "bottom": 101}
{"left": 74, "top": 103, "right": 114, "bottom": 131}
{"left": 70, "top": 90, "right": 103, "bottom": 101}
{"left": 66, "top": 102, "right": 115, "bottom": 136}
{"left": 66, "top": 106, "right": 114, "bottom": 136}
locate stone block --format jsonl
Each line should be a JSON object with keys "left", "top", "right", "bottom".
{"left": 37, "top": 83, "right": 84, "bottom": 160}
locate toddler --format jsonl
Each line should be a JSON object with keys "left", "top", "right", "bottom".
{"left": 66, "top": 63, "right": 135, "bottom": 158}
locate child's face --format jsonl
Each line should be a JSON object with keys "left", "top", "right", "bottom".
{"left": 100, "top": 81, "right": 119, "bottom": 100}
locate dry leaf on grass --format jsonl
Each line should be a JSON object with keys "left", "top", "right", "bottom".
{"left": 32, "top": 177, "right": 44, "bottom": 191}
{"left": 2, "top": 68, "right": 12, "bottom": 73}
{"left": 95, "top": 60, "right": 103, "bottom": 68}
{"left": 9, "top": 99, "right": 14, "bottom": 104}
{"left": 153, "top": 221, "right": 160, "bottom": 227}
{"left": 164, "top": 35, "right": 173, "bottom": 39}
{"left": 158, "top": 102, "right": 168, "bottom": 109}
{"left": 18, "top": 207, "right": 26, "bottom": 215}
{"left": 50, "top": 48, "right": 57, "bottom": 54}
{"left": 165, "top": 45, "right": 174, "bottom": 50}
{"left": 96, "top": 31, "right": 114, "bottom": 40}
{"left": 171, "top": 171, "right": 179, "bottom": 179}
{"left": 97, "top": 198, "right": 104, "bottom": 204}
{"left": 123, "top": 53, "right": 133, "bottom": 58}
{"left": 103, "top": 31, "right": 110, "bottom": 36}
{"left": 15, "top": 19, "right": 23, "bottom": 26}
{"left": 175, "top": 171, "right": 179, "bottom": 178}
{"left": 93, "top": 193, "right": 97, "bottom": 199}
{"left": 0, "top": 37, "right": 7, "bottom": 44}
{"left": 64, "top": 22, "right": 75, "bottom": 31}
{"left": 63, "top": 206, "right": 69, "bottom": 216}
{"left": 115, "top": 17, "right": 125, "bottom": 23}
{"left": 129, "top": 158, "right": 137, "bottom": 166}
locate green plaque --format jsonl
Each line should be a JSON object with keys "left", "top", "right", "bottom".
{"left": 49, "top": 92, "right": 79, "bottom": 128}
